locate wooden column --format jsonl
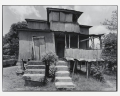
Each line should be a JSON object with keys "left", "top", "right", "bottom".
{"left": 80, "top": 61, "right": 81, "bottom": 70}
{"left": 69, "top": 34, "right": 70, "bottom": 48}
{"left": 73, "top": 60, "right": 76, "bottom": 75}
{"left": 68, "top": 61, "right": 70, "bottom": 70}
{"left": 86, "top": 62, "right": 88, "bottom": 78}
{"left": 32, "top": 37, "right": 35, "bottom": 60}
{"left": 89, "top": 62, "right": 91, "bottom": 75}
{"left": 65, "top": 34, "right": 67, "bottom": 48}
{"left": 93, "top": 37, "right": 94, "bottom": 49}
{"left": 39, "top": 46, "right": 40, "bottom": 60}
{"left": 75, "top": 60, "right": 78, "bottom": 72}
{"left": 78, "top": 35, "right": 79, "bottom": 48}
{"left": 52, "top": 32, "right": 55, "bottom": 53}
{"left": 99, "top": 36, "right": 102, "bottom": 49}
{"left": 86, "top": 62, "right": 90, "bottom": 79}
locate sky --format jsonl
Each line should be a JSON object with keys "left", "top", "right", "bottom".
{"left": 3, "top": 5, "right": 117, "bottom": 36}
{"left": 3, "top": 5, "right": 117, "bottom": 48}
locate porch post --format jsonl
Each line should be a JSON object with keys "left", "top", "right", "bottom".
{"left": 69, "top": 34, "right": 70, "bottom": 48}
{"left": 80, "top": 61, "right": 81, "bottom": 70}
{"left": 86, "top": 62, "right": 88, "bottom": 78}
{"left": 86, "top": 62, "right": 90, "bottom": 79}
{"left": 99, "top": 36, "right": 102, "bottom": 49}
{"left": 78, "top": 35, "right": 79, "bottom": 48}
{"left": 93, "top": 37, "right": 94, "bottom": 49}
{"left": 32, "top": 37, "right": 35, "bottom": 60}
{"left": 65, "top": 34, "right": 67, "bottom": 48}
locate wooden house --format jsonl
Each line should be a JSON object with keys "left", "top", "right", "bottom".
{"left": 18, "top": 8, "right": 104, "bottom": 78}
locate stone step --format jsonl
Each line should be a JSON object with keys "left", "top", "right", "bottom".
{"left": 55, "top": 82, "right": 75, "bottom": 89}
{"left": 56, "top": 71, "right": 70, "bottom": 76}
{"left": 28, "top": 61, "right": 44, "bottom": 65}
{"left": 26, "top": 65, "right": 45, "bottom": 69}
{"left": 55, "top": 77, "right": 72, "bottom": 82}
{"left": 25, "top": 69, "right": 45, "bottom": 74}
{"left": 56, "top": 61, "right": 67, "bottom": 66}
{"left": 23, "top": 74, "right": 45, "bottom": 81}
{"left": 56, "top": 66, "right": 68, "bottom": 71}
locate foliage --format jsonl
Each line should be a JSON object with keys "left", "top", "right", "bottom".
{"left": 101, "top": 10, "right": 117, "bottom": 73}
{"left": 90, "top": 62, "right": 105, "bottom": 82}
{"left": 41, "top": 52, "right": 58, "bottom": 65}
{"left": 102, "top": 33, "right": 117, "bottom": 63}
{"left": 3, "top": 59, "right": 17, "bottom": 67}
{"left": 102, "top": 10, "right": 117, "bottom": 32}
{"left": 41, "top": 52, "right": 58, "bottom": 78}
{"left": 3, "top": 21, "right": 28, "bottom": 58}
{"left": 3, "top": 55, "right": 16, "bottom": 60}
{"left": 103, "top": 61, "right": 117, "bottom": 75}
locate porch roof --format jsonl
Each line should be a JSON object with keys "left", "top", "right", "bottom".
{"left": 53, "top": 30, "right": 104, "bottom": 37}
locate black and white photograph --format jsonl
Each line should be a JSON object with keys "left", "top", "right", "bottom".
{"left": 2, "top": 5, "right": 117, "bottom": 92}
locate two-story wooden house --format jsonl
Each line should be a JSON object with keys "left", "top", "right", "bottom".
{"left": 18, "top": 8, "right": 104, "bottom": 81}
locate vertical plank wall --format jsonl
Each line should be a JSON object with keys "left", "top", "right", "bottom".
{"left": 18, "top": 31, "right": 55, "bottom": 61}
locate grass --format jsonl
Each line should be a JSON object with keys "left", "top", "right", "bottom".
{"left": 71, "top": 70, "right": 116, "bottom": 91}
{"left": 3, "top": 65, "right": 117, "bottom": 91}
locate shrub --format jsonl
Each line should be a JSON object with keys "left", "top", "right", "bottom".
{"left": 41, "top": 52, "right": 58, "bottom": 79}
{"left": 3, "top": 55, "right": 11, "bottom": 60}
{"left": 3, "top": 59, "right": 17, "bottom": 67}
{"left": 3, "top": 55, "right": 16, "bottom": 60}
{"left": 10, "top": 56, "right": 16, "bottom": 59}
{"left": 91, "top": 67, "right": 105, "bottom": 82}
{"left": 41, "top": 52, "right": 58, "bottom": 64}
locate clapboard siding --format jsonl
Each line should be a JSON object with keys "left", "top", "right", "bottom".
{"left": 80, "top": 27, "right": 89, "bottom": 34}
{"left": 49, "top": 12, "right": 59, "bottom": 22}
{"left": 49, "top": 11, "right": 73, "bottom": 22}
{"left": 60, "top": 12, "right": 66, "bottom": 22}
{"left": 65, "top": 14, "right": 73, "bottom": 22}
{"left": 27, "top": 22, "right": 49, "bottom": 29}
{"left": 50, "top": 22, "right": 80, "bottom": 33}
{"left": 18, "top": 31, "right": 55, "bottom": 61}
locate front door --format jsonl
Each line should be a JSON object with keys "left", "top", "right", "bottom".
{"left": 56, "top": 41, "right": 65, "bottom": 58}
{"left": 32, "top": 36, "right": 45, "bottom": 60}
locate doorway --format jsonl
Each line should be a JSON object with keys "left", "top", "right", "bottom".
{"left": 56, "top": 40, "right": 65, "bottom": 58}
{"left": 32, "top": 36, "right": 45, "bottom": 60}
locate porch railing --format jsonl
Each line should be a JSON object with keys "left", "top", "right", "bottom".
{"left": 65, "top": 48, "right": 103, "bottom": 62}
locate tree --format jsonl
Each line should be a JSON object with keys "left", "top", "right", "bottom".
{"left": 102, "top": 10, "right": 117, "bottom": 32}
{"left": 3, "top": 21, "right": 28, "bottom": 58}
{"left": 101, "top": 10, "right": 117, "bottom": 72}
{"left": 102, "top": 33, "right": 117, "bottom": 63}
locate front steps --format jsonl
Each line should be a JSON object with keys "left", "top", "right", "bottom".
{"left": 55, "top": 60, "right": 75, "bottom": 90}
{"left": 23, "top": 61, "right": 45, "bottom": 86}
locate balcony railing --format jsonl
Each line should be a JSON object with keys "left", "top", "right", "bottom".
{"left": 65, "top": 48, "right": 103, "bottom": 62}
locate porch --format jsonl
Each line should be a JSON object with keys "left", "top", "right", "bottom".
{"left": 54, "top": 32, "right": 104, "bottom": 78}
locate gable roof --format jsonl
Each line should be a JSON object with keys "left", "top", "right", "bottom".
{"left": 47, "top": 7, "right": 83, "bottom": 15}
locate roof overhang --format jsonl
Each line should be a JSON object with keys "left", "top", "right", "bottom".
{"left": 47, "top": 7, "right": 83, "bottom": 15}
{"left": 53, "top": 30, "right": 104, "bottom": 37}
{"left": 79, "top": 24, "right": 93, "bottom": 28}
{"left": 17, "top": 28, "right": 50, "bottom": 32}
{"left": 25, "top": 19, "right": 48, "bottom": 23}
